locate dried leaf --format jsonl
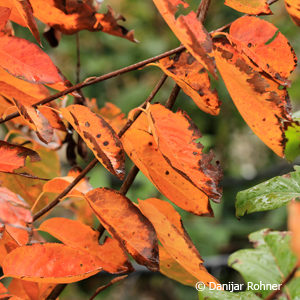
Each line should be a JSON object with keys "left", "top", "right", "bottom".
{"left": 85, "top": 188, "right": 159, "bottom": 271}
{"left": 13, "top": 99, "right": 54, "bottom": 144}
{"left": 228, "top": 16, "right": 297, "bottom": 85}
{"left": 146, "top": 103, "right": 222, "bottom": 202}
{"left": 152, "top": 0, "right": 216, "bottom": 76}
{"left": 0, "top": 35, "right": 64, "bottom": 84}
{"left": 151, "top": 52, "right": 220, "bottom": 115}
{"left": 0, "top": 141, "right": 40, "bottom": 173}
{"left": 61, "top": 105, "right": 125, "bottom": 179}
{"left": 39, "top": 217, "right": 133, "bottom": 274}
{"left": 138, "top": 198, "right": 219, "bottom": 285}
{"left": 225, "top": 0, "right": 272, "bottom": 15}
{"left": 121, "top": 112, "right": 214, "bottom": 215}
{"left": 213, "top": 36, "right": 294, "bottom": 157}
{"left": 285, "top": 0, "right": 300, "bottom": 26}
{"left": 2, "top": 243, "right": 103, "bottom": 283}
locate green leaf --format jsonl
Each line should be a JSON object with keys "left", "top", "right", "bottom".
{"left": 288, "top": 277, "right": 300, "bottom": 300}
{"left": 198, "top": 288, "right": 261, "bottom": 300}
{"left": 228, "top": 229, "right": 297, "bottom": 298}
{"left": 235, "top": 167, "right": 300, "bottom": 217}
{"left": 285, "top": 112, "right": 300, "bottom": 161}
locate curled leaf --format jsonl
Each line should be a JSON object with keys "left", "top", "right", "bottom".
{"left": 152, "top": 0, "right": 216, "bottom": 76}
{"left": 61, "top": 105, "right": 125, "bottom": 179}
{"left": 151, "top": 52, "right": 220, "bottom": 115}
{"left": 85, "top": 188, "right": 159, "bottom": 271}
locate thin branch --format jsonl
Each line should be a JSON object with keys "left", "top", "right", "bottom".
{"left": 46, "top": 284, "right": 67, "bottom": 300}
{"left": 197, "top": 0, "right": 211, "bottom": 22}
{"left": 89, "top": 275, "right": 128, "bottom": 300}
{"left": 0, "top": 46, "right": 184, "bottom": 124}
{"left": 264, "top": 266, "right": 298, "bottom": 300}
{"left": 165, "top": 84, "right": 181, "bottom": 109}
{"left": 32, "top": 75, "right": 168, "bottom": 222}
{"left": 32, "top": 158, "right": 98, "bottom": 221}
{"left": 119, "top": 166, "right": 140, "bottom": 195}
{"left": 76, "top": 33, "right": 81, "bottom": 84}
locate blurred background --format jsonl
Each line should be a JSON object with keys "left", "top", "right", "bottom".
{"left": 7, "top": 0, "right": 300, "bottom": 298}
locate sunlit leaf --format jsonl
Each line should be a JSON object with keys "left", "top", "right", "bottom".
{"left": 0, "top": 7, "right": 11, "bottom": 32}
{"left": 61, "top": 104, "right": 125, "bottom": 179}
{"left": 2, "top": 243, "right": 103, "bottom": 283}
{"left": 122, "top": 112, "right": 214, "bottom": 215}
{"left": 85, "top": 188, "right": 159, "bottom": 271}
{"left": 147, "top": 103, "right": 222, "bottom": 202}
{"left": 152, "top": 0, "right": 216, "bottom": 76}
{"left": 138, "top": 198, "right": 219, "bottom": 285}
{"left": 213, "top": 36, "right": 295, "bottom": 157}
{"left": 224, "top": 0, "right": 271, "bottom": 15}
{"left": 0, "top": 228, "right": 19, "bottom": 266}
{"left": 236, "top": 166, "right": 300, "bottom": 216}
{"left": 151, "top": 52, "right": 220, "bottom": 115}
{"left": 228, "top": 16, "right": 297, "bottom": 85}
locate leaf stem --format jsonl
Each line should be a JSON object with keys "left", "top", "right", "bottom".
{"left": 46, "top": 284, "right": 67, "bottom": 300}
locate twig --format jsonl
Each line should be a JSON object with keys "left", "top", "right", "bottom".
{"left": 89, "top": 275, "right": 128, "bottom": 300}
{"left": 76, "top": 33, "right": 80, "bottom": 84}
{"left": 32, "top": 75, "right": 168, "bottom": 222}
{"left": 197, "top": 0, "right": 211, "bottom": 22}
{"left": 119, "top": 166, "right": 140, "bottom": 195}
{"left": 264, "top": 266, "right": 297, "bottom": 300}
{"left": 0, "top": 47, "right": 184, "bottom": 124}
{"left": 165, "top": 84, "right": 181, "bottom": 109}
{"left": 46, "top": 284, "right": 67, "bottom": 300}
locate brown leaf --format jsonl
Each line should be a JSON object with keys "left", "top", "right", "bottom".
{"left": 138, "top": 198, "right": 219, "bottom": 285}
{"left": 152, "top": 0, "right": 216, "bottom": 76}
{"left": 85, "top": 188, "right": 159, "bottom": 271}
{"left": 61, "top": 105, "right": 125, "bottom": 179}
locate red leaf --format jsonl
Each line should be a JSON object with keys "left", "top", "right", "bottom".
{"left": 0, "top": 35, "right": 64, "bottom": 84}
{"left": 0, "top": 7, "right": 10, "bottom": 31}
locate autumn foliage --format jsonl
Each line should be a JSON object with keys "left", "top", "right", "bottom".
{"left": 0, "top": 0, "right": 299, "bottom": 299}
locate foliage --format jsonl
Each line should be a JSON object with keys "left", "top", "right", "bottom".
{"left": 0, "top": 0, "right": 299, "bottom": 299}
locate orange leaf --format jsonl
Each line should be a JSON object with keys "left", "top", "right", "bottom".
{"left": 213, "top": 36, "right": 294, "bottom": 157}
{"left": 152, "top": 0, "right": 216, "bottom": 76}
{"left": 0, "top": 141, "right": 40, "bottom": 173}
{"left": 0, "top": 228, "right": 19, "bottom": 266}
{"left": 225, "top": 0, "right": 272, "bottom": 15}
{"left": 0, "top": 35, "right": 64, "bottom": 84}
{"left": 85, "top": 188, "right": 159, "bottom": 271}
{"left": 228, "top": 16, "right": 297, "bottom": 85}
{"left": 146, "top": 103, "right": 222, "bottom": 202}
{"left": 28, "top": 0, "right": 136, "bottom": 42}
{"left": 39, "top": 217, "right": 133, "bottom": 274}
{"left": 121, "top": 112, "right": 214, "bottom": 215}
{"left": 0, "top": 7, "right": 10, "bottom": 31}
{"left": 138, "top": 198, "right": 219, "bottom": 285}
{"left": 61, "top": 105, "right": 125, "bottom": 179}
{"left": 2, "top": 243, "right": 103, "bottom": 283}
{"left": 288, "top": 200, "right": 300, "bottom": 267}
{"left": 0, "top": 0, "right": 40, "bottom": 43}
{"left": 159, "top": 245, "right": 198, "bottom": 286}
{"left": 151, "top": 52, "right": 220, "bottom": 115}
{"left": 0, "top": 187, "right": 32, "bottom": 245}
{"left": 285, "top": 0, "right": 300, "bottom": 26}
{"left": 13, "top": 99, "right": 54, "bottom": 144}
